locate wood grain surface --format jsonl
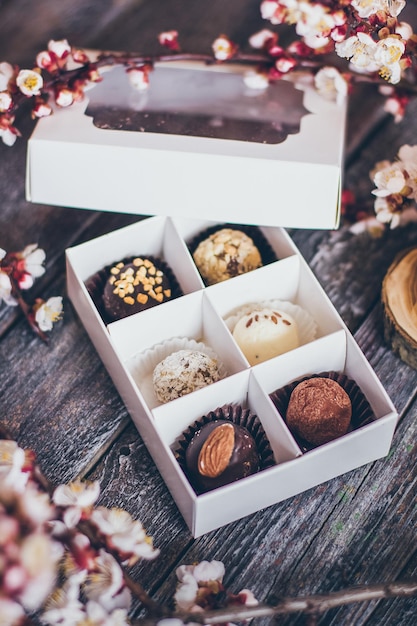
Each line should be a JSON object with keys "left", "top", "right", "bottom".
{"left": 0, "top": 1, "right": 416, "bottom": 624}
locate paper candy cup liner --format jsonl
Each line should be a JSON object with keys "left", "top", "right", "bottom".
{"left": 175, "top": 403, "right": 275, "bottom": 495}
{"left": 269, "top": 370, "right": 375, "bottom": 453}
{"left": 224, "top": 299, "right": 318, "bottom": 347}
{"left": 126, "top": 337, "right": 228, "bottom": 409}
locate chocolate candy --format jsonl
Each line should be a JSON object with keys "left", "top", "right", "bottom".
{"left": 103, "top": 257, "right": 172, "bottom": 321}
{"left": 232, "top": 307, "right": 299, "bottom": 365}
{"left": 185, "top": 419, "right": 260, "bottom": 492}
{"left": 193, "top": 228, "right": 262, "bottom": 285}
{"left": 286, "top": 377, "right": 352, "bottom": 446}
{"left": 153, "top": 349, "right": 221, "bottom": 403}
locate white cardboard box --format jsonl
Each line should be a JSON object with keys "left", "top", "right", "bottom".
{"left": 66, "top": 216, "right": 397, "bottom": 536}
{"left": 27, "top": 62, "right": 346, "bottom": 229}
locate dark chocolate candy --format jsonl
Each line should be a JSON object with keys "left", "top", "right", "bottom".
{"left": 185, "top": 419, "right": 260, "bottom": 492}
{"left": 102, "top": 257, "right": 172, "bottom": 321}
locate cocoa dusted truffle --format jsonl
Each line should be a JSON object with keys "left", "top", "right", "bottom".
{"left": 192, "top": 228, "right": 262, "bottom": 285}
{"left": 184, "top": 419, "right": 260, "bottom": 492}
{"left": 152, "top": 349, "right": 221, "bottom": 403}
{"left": 286, "top": 377, "right": 352, "bottom": 446}
{"left": 102, "top": 257, "right": 173, "bottom": 321}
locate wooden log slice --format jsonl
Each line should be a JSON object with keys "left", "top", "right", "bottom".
{"left": 382, "top": 247, "right": 417, "bottom": 370}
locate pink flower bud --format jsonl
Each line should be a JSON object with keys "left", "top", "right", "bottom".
{"left": 36, "top": 50, "right": 57, "bottom": 72}
{"left": 0, "top": 91, "right": 13, "bottom": 113}
{"left": 275, "top": 56, "right": 297, "bottom": 73}
{"left": 158, "top": 30, "right": 180, "bottom": 51}
{"left": 48, "top": 39, "right": 71, "bottom": 60}
{"left": 126, "top": 66, "right": 151, "bottom": 91}
{"left": 32, "top": 99, "right": 52, "bottom": 119}
{"left": 55, "top": 87, "right": 74, "bottom": 107}
{"left": 72, "top": 49, "right": 90, "bottom": 64}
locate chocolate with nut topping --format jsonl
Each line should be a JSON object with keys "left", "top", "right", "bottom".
{"left": 102, "top": 257, "right": 172, "bottom": 321}
{"left": 185, "top": 419, "right": 260, "bottom": 492}
{"left": 192, "top": 228, "right": 262, "bottom": 285}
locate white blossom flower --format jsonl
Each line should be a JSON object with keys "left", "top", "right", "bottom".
{"left": 42, "top": 578, "right": 86, "bottom": 626}
{"left": 398, "top": 145, "right": 417, "bottom": 174}
{"left": 157, "top": 620, "right": 188, "bottom": 626}
{"left": 295, "top": 2, "right": 335, "bottom": 48}
{"left": 248, "top": 29, "right": 276, "bottom": 49}
{"left": 260, "top": 1, "right": 281, "bottom": 23}
{"left": 374, "top": 36, "right": 405, "bottom": 84}
{"left": 349, "top": 216, "right": 385, "bottom": 236}
{"left": 16, "top": 69, "right": 43, "bottom": 97}
{"left": 17, "top": 483, "right": 55, "bottom": 525}
{"left": 18, "top": 533, "right": 61, "bottom": 610}
{"left": 53, "top": 479, "right": 99, "bottom": 526}
{"left": 0, "top": 598, "right": 25, "bottom": 626}
{"left": 174, "top": 572, "right": 199, "bottom": 612}
{"left": 0, "top": 91, "right": 12, "bottom": 112}
{"left": 374, "top": 196, "right": 401, "bottom": 228}
{"left": 48, "top": 39, "right": 71, "bottom": 59}
{"left": 0, "top": 126, "right": 18, "bottom": 146}
{"left": 243, "top": 70, "right": 269, "bottom": 90}
{"left": 0, "top": 440, "right": 28, "bottom": 489}
{"left": 82, "top": 601, "right": 129, "bottom": 626}
{"left": 0, "top": 61, "right": 14, "bottom": 91}
{"left": 383, "top": 94, "right": 406, "bottom": 123}
{"left": 19, "top": 243, "right": 46, "bottom": 284}
{"left": 212, "top": 35, "right": 236, "bottom": 61}
{"left": 372, "top": 162, "right": 407, "bottom": 197}
{"left": 55, "top": 87, "right": 74, "bottom": 107}
{"left": 158, "top": 30, "right": 179, "bottom": 51}
{"left": 314, "top": 66, "right": 347, "bottom": 104}
{"left": 35, "top": 296, "right": 63, "bottom": 332}
{"left": 33, "top": 99, "right": 53, "bottom": 118}
{"left": 0, "top": 270, "right": 16, "bottom": 306}
{"left": 398, "top": 145, "right": 417, "bottom": 198}
{"left": 336, "top": 33, "right": 379, "bottom": 72}
{"left": 192, "top": 560, "right": 225, "bottom": 583}
{"left": 175, "top": 560, "right": 225, "bottom": 612}
{"left": 238, "top": 589, "right": 258, "bottom": 606}
{"left": 127, "top": 66, "right": 150, "bottom": 91}
{"left": 84, "top": 550, "right": 131, "bottom": 612}
{"left": 90, "top": 506, "right": 159, "bottom": 563}
{"left": 396, "top": 21, "right": 413, "bottom": 40}
{"left": 352, "top": 0, "right": 405, "bottom": 18}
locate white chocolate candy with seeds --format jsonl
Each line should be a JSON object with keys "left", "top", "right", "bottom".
{"left": 232, "top": 308, "right": 299, "bottom": 365}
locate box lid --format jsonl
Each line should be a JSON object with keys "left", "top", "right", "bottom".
{"left": 26, "top": 62, "right": 346, "bottom": 229}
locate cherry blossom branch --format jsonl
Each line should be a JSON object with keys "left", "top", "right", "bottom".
{"left": 0, "top": 245, "right": 63, "bottom": 340}
{"left": 170, "top": 580, "right": 417, "bottom": 624}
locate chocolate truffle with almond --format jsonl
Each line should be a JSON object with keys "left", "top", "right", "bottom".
{"left": 184, "top": 419, "right": 260, "bottom": 492}
{"left": 286, "top": 377, "right": 352, "bottom": 446}
{"left": 175, "top": 403, "right": 275, "bottom": 494}
{"left": 102, "top": 256, "right": 173, "bottom": 321}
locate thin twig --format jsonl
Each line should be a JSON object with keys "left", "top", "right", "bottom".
{"left": 160, "top": 580, "right": 417, "bottom": 625}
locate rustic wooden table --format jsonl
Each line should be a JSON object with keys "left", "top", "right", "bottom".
{"left": 1, "top": 1, "right": 416, "bottom": 624}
